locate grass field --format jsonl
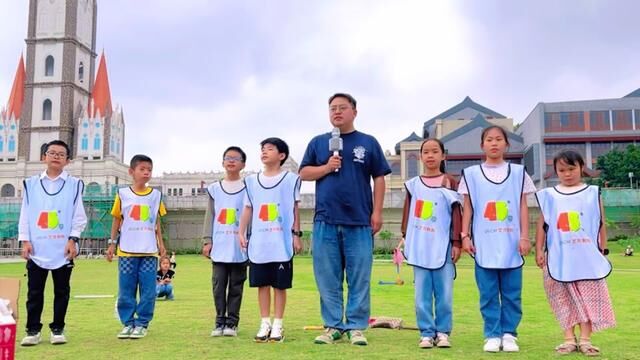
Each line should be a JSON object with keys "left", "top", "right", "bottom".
{"left": 2, "top": 242, "right": 639, "bottom": 360}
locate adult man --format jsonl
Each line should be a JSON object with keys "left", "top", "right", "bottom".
{"left": 300, "top": 93, "right": 390, "bottom": 346}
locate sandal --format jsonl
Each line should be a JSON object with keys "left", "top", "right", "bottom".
{"left": 555, "top": 342, "right": 578, "bottom": 355}
{"left": 579, "top": 340, "right": 601, "bottom": 357}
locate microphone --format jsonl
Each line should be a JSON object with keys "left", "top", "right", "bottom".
{"left": 328, "top": 127, "right": 343, "bottom": 172}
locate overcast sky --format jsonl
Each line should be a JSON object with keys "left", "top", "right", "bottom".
{"left": 1, "top": 0, "right": 639, "bottom": 174}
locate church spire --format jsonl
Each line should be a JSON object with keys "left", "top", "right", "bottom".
{"left": 6, "top": 54, "right": 25, "bottom": 120}
{"left": 89, "top": 52, "right": 113, "bottom": 118}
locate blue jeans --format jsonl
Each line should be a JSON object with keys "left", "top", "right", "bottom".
{"left": 312, "top": 222, "right": 373, "bottom": 331}
{"left": 118, "top": 256, "right": 158, "bottom": 328}
{"left": 156, "top": 283, "right": 174, "bottom": 300}
{"left": 414, "top": 260, "right": 455, "bottom": 338}
{"left": 474, "top": 264, "right": 523, "bottom": 338}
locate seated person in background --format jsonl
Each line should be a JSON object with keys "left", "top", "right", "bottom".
{"left": 624, "top": 245, "right": 633, "bottom": 256}
{"left": 156, "top": 256, "right": 175, "bottom": 300}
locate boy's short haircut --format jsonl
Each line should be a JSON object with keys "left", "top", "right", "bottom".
{"left": 328, "top": 93, "right": 357, "bottom": 109}
{"left": 130, "top": 154, "right": 153, "bottom": 169}
{"left": 45, "top": 140, "right": 71, "bottom": 159}
{"left": 223, "top": 146, "right": 247, "bottom": 163}
{"left": 260, "top": 137, "right": 289, "bottom": 166}
{"left": 553, "top": 150, "right": 585, "bottom": 173}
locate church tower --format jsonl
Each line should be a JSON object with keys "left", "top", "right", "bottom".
{"left": 19, "top": 0, "right": 97, "bottom": 161}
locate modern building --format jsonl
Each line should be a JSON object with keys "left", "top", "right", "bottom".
{"left": 517, "top": 89, "right": 640, "bottom": 186}
{"left": 386, "top": 96, "right": 525, "bottom": 190}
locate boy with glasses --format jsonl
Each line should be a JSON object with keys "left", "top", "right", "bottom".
{"left": 202, "top": 146, "right": 249, "bottom": 337}
{"left": 19, "top": 140, "right": 87, "bottom": 346}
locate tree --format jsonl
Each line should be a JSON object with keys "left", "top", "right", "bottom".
{"left": 595, "top": 145, "right": 640, "bottom": 187}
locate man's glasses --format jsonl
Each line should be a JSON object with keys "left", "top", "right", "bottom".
{"left": 329, "top": 105, "right": 352, "bottom": 113}
{"left": 46, "top": 151, "right": 67, "bottom": 159}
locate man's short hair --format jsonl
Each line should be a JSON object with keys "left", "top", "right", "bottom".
{"left": 130, "top": 154, "right": 153, "bottom": 169}
{"left": 260, "top": 137, "right": 289, "bottom": 166}
{"left": 45, "top": 140, "right": 71, "bottom": 159}
{"left": 328, "top": 93, "right": 357, "bottom": 109}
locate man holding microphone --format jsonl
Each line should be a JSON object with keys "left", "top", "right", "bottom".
{"left": 299, "top": 93, "right": 391, "bottom": 346}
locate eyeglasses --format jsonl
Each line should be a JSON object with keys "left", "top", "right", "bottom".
{"left": 329, "top": 105, "right": 352, "bottom": 113}
{"left": 46, "top": 151, "right": 67, "bottom": 159}
{"left": 223, "top": 156, "right": 243, "bottom": 162}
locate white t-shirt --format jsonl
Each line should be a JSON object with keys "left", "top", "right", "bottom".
{"left": 458, "top": 162, "right": 536, "bottom": 195}
{"left": 220, "top": 179, "right": 245, "bottom": 194}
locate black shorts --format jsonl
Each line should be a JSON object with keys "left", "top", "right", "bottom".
{"left": 249, "top": 259, "right": 293, "bottom": 289}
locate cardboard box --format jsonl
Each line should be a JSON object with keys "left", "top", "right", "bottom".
{"left": 0, "top": 278, "right": 20, "bottom": 360}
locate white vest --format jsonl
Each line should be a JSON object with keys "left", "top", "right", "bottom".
{"left": 463, "top": 164, "right": 524, "bottom": 269}
{"left": 24, "top": 175, "right": 83, "bottom": 269}
{"left": 244, "top": 172, "right": 299, "bottom": 264}
{"left": 536, "top": 186, "right": 611, "bottom": 282}
{"left": 207, "top": 181, "right": 248, "bottom": 263}
{"left": 118, "top": 187, "right": 162, "bottom": 254}
{"left": 404, "top": 176, "right": 460, "bottom": 269}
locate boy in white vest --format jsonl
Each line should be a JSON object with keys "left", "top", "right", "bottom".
{"left": 238, "top": 137, "right": 302, "bottom": 342}
{"left": 202, "top": 146, "right": 249, "bottom": 337}
{"left": 106, "top": 154, "right": 167, "bottom": 339}
{"left": 19, "top": 140, "right": 87, "bottom": 346}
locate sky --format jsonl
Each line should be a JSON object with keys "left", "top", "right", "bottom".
{"left": 1, "top": 0, "right": 639, "bottom": 175}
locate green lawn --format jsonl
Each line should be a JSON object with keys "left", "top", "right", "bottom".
{"left": 2, "top": 242, "right": 639, "bottom": 360}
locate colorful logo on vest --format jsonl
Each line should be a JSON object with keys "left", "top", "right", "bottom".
{"left": 414, "top": 200, "right": 436, "bottom": 221}
{"left": 557, "top": 211, "right": 581, "bottom": 232}
{"left": 217, "top": 208, "right": 238, "bottom": 225}
{"left": 37, "top": 211, "right": 62, "bottom": 230}
{"left": 258, "top": 203, "right": 280, "bottom": 222}
{"left": 129, "top": 204, "right": 151, "bottom": 222}
{"left": 483, "top": 200, "right": 510, "bottom": 222}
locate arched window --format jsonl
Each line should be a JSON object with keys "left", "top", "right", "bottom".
{"left": 78, "top": 62, "right": 84, "bottom": 83}
{"left": 94, "top": 134, "right": 101, "bottom": 150}
{"left": 1, "top": 184, "right": 15, "bottom": 197}
{"left": 45, "top": 55, "right": 54, "bottom": 76}
{"left": 81, "top": 134, "right": 88, "bottom": 150}
{"left": 8, "top": 136, "right": 15, "bottom": 152}
{"left": 43, "top": 99, "right": 52, "bottom": 120}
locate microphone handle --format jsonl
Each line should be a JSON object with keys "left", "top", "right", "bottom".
{"left": 333, "top": 150, "right": 339, "bottom": 172}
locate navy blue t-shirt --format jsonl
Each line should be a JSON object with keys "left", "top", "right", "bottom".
{"left": 300, "top": 130, "right": 391, "bottom": 226}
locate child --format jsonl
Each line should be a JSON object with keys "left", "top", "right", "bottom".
{"left": 19, "top": 140, "right": 87, "bottom": 346}
{"left": 535, "top": 150, "right": 615, "bottom": 356}
{"left": 458, "top": 126, "right": 536, "bottom": 352}
{"left": 156, "top": 256, "right": 175, "bottom": 300}
{"left": 202, "top": 146, "right": 249, "bottom": 337}
{"left": 106, "top": 154, "right": 167, "bottom": 339}
{"left": 397, "top": 138, "right": 462, "bottom": 349}
{"left": 238, "top": 137, "right": 303, "bottom": 342}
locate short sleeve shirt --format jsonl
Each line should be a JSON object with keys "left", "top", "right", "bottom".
{"left": 300, "top": 130, "right": 391, "bottom": 225}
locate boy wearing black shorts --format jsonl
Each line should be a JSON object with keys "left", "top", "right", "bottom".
{"left": 238, "top": 137, "right": 302, "bottom": 342}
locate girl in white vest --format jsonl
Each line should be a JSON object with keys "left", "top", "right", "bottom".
{"left": 458, "top": 126, "right": 536, "bottom": 353}
{"left": 535, "top": 150, "right": 615, "bottom": 356}
{"left": 397, "top": 139, "right": 462, "bottom": 349}
{"left": 238, "top": 138, "right": 302, "bottom": 343}
{"left": 201, "top": 146, "right": 249, "bottom": 337}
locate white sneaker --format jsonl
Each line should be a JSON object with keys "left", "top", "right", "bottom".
{"left": 223, "top": 326, "right": 238, "bottom": 337}
{"left": 502, "top": 333, "right": 519, "bottom": 352}
{"left": 20, "top": 332, "right": 41, "bottom": 346}
{"left": 483, "top": 337, "right": 501, "bottom": 352}
{"left": 418, "top": 336, "right": 434, "bottom": 348}
{"left": 435, "top": 332, "right": 451, "bottom": 348}
{"left": 210, "top": 326, "right": 224, "bottom": 337}
{"left": 254, "top": 321, "right": 271, "bottom": 342}
{"left": 269, "top": 325, "right": 284, "bottom": 342}
{"left": 50, "top": 330, "right": 67, "bottom": 345}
